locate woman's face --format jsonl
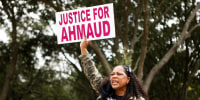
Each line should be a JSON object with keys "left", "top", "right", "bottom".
{"left": 110, "top": 66, "right": 130, "bottom": 90}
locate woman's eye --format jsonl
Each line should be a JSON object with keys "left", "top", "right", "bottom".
{"left": 117, "top": 73, "right": 123, "bottom": 75}
{"left": 110, "top": 72, "right": 124, "bottom": 76}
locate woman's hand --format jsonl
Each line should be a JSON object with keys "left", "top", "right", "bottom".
{"left": 80, "top": 36, "right": 91, "bottom": 55}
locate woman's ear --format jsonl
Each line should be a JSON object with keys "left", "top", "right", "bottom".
{"left": 127, "top": 77, "right": 130, "bottom": 84}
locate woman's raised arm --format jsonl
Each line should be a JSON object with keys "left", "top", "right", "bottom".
{"left": 79, "top": 37, "right": 103, "bottom": 94}
{"left": 80, "top": 36, "right": 90, "bottom": 55}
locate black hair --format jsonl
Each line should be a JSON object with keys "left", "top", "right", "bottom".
{"left": 98, "top": 65, "right": 148, "bottom": 100}
{"left": 98, "top": 78, "right": 114, "bottom": 100}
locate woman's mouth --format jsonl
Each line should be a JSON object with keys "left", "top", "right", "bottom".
{"left": 112, "top": 80, "right": 119, "bottom": 85}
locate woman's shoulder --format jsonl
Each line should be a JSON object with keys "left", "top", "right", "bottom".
{"left": 128, "top": 96, "right": 145, "bottom": 100}
{"left": 96, "top": 95, "right": 145, "bottom": 100}
{"left": 136, "top": 96, "right": 145, "bottom": 100}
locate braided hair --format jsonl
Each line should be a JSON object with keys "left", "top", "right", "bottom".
{"left": 122, "top": 65, "right": 148, "bottom": 100}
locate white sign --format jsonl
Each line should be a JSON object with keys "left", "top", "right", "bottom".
{"left": 55, "top": 3, "right": 115, "bottom": 44}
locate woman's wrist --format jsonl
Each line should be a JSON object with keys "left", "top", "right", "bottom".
{"left": 81, "top": 48, "right": 88, "bottom": 55}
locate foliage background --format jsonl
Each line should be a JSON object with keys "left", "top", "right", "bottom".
{"left": 0, "top": 0, "right": 200, "bottom": 100}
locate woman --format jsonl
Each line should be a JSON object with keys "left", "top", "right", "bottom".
{"left": 79, "top": 37, "right": 148, "bottom": 100}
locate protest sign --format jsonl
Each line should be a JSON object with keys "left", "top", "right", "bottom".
{"left": 55, "top": 3, "right": 115, "bottom": 44}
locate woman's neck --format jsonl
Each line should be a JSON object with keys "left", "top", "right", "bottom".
{"left": 115, "top": 86, "right": 127, "bottom": 96}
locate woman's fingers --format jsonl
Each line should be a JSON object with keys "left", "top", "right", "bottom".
{"left": 80, "top": 36, "right": 91, "bottom": 55}
{"left": 84, "top": 35, "right": 87, "bottom": 41}
{"left": 80, "top": 36, "right": 91, "bottom": 48}
{"left": 84, "top": 35, "right": 91, "bottom": 46}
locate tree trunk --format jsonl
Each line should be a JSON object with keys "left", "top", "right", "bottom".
{"left": 138, "top": 0, "right": 149, "bottom": 81}
{"left": 0, "top": 1, "right": 19, "bottom": 100}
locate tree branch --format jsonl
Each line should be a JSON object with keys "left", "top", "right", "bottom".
{"left": 149, "top": 0, "right": 180, "bottom": 30}
{"left": 89, "top": 41, "right": 112, "bottom": 76}
{"left": 154, "top": 0, "right": 166, "bottom": 19}
{"left": 133, "top": 56, "right": 140, "bottom": 72}
{"left": 115, "top": 21, "right": 123, "bottom": 39}
{"left": 144, "top": 3, "right": 200, "bottom": 92}
{"left": 122, "top": 0, "right": 131, "bottom": 48}
{"left": 1, "top": 0, "right": 12, "bottom": 19}
{"left": 36, "top": 0, "right": 62, "bottom": 11}
{"left": 137, "top": 0, "right": 149, "bottom": 81}
{"left": 131, "top": 0, "right": 143, "bottom": 50}
{"left": 61, "top": 51, "right": 81, "bottom": 74}
{"left": 184, "top": 24, "right": 200, "bottom": 39}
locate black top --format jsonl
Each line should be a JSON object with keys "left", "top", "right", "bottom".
{"left": 100, "top": 79, "right": 125, "bottom": 100}
{"left": 112, "top": 94, "right": 123, "bottom": 100}
{"left": 104, "top": 93, "right": 123, "bottom": 100}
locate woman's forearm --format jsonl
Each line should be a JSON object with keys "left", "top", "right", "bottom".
{"left": 79, "top": 53, "right": 103, "bottom": 94}
{"left": 81, "top": 48, "right": 88, "bottom": 55}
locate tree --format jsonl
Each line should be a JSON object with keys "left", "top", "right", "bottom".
{"left": 0, "top": 0, "right": 200, "bottom": 99}
{"left": 0, "top": 0, "right": 72, "bottom": 99}
{"left": 36, "top": 0, "right": 200, "bottom": 99}
{"left": 0, "top": 0, "right": 19, "bottom": 99}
